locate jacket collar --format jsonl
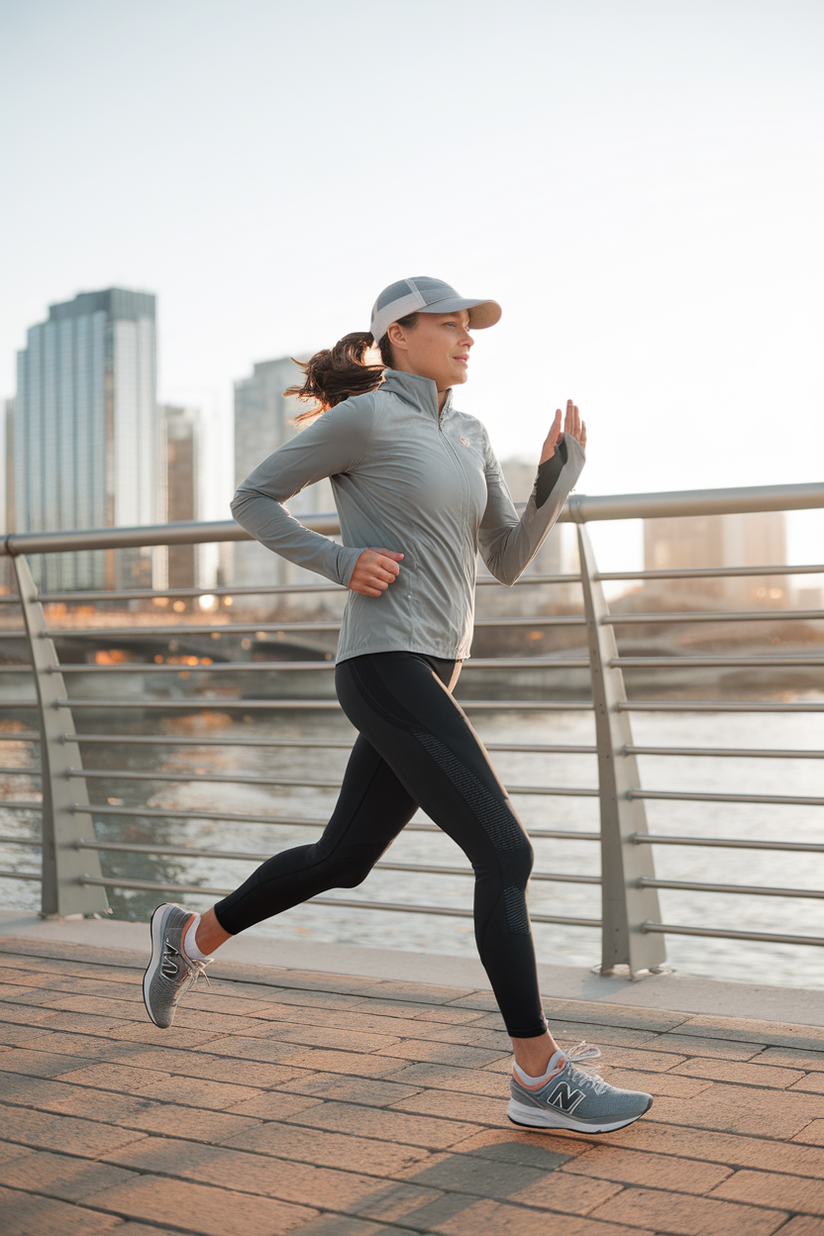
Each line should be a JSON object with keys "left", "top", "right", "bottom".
{"left": 381, "top": 369, "right": 453, "bottom": 422}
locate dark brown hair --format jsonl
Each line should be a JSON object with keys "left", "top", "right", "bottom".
{"left": 285, "top": 313, "right": 420, "bottom": 425}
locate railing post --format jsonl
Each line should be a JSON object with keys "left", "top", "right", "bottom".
{"left": 12, "top": 554, "right": 109, "bottom": 918}
{"left": 575, "top": 521, "right": 667, "bottom": 975}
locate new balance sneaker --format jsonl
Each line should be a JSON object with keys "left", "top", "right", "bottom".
{"left": 508, "top": 1048, "right": 652, "bottom": 1134}
{"left": 142, "top": 903, "right": 211, "bottom": 1028}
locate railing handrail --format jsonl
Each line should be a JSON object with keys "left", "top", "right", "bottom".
{"left": 2, "top": 479, "right": 823, "bottom": 556}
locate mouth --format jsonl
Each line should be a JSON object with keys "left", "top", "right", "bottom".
{"left": 454, "top": 354, "right": 470, "bottom": 366}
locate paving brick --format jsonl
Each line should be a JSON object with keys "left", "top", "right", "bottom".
{"left": 0, "top": 1021, "right": 63, "bottom": 1047}
{"left": 561, "top": 1144, "right": 733, "bottom": 1194}
{"left": 598, "top": 1067, "right": 711, "bottom": 1098}
{"left": 709, "top": 1168, "right": 824, "bottom": 1214}
{"left": 83, "top": 1173, "right": 317, "bottom": 1235}
{"left": 649, "top": 1034, "right": 766, "bottom": 1061}
{"left": 54, "top": 1062, "right": 172, "bottom": 1093}
{"left": 103, "top": 1134, "right": 418, "bottom": 1211}
{"left": 379, "top": 1061, "right": 510, "bottom": 1098}
{"left": 589, "top": 1185, "right": 787, "bottom": 1234}
{"left": 0, "top": 1147, "right": 137, "bottom": 1200}
{"left": 224, "top": 1121, "right": 430, "bottom": 1175}
{"left": 545, "top": 1020, "right": 660, "bottom": 1048}
{"left": 286, "top": 1099, "right": 482, "bottom": 1150}
{"left": 136, "top": 1075, "right": 266, "bottom": 1111}
{"left": 441, "top": 1129, "right": 582, "bottom": 1166}
{"left": 777, "top": 1219, "right": 824, "bottom": 1236}
{"left": 288, "top": 1218, "right": 417, "bottom": 1236}
{"left": 108, "top": 1047, "right": 302, "bottom": 1088}
{"left": 0, "top": 1140, "right": 36, "bottom": 1165}
{"left": 0, "top": 1104, "right": 148, "bottom": 1157}
{"left": 793, "top": 1121, "right": 824, "bottom": 1145}
{"left": 413, "top": 1007, "right": 489, "bottom": 1026}
{"left": 239, "top": 988, "right": 364, "bottom": 1013}
{"left": 757, "top": 1046, "right": 824, "bottom": 1071}
{"left": 649, "top": 1082, "right": 824, "bottom": 1138}
{"left": 279, "top": 1072, "right": 423, "bottom": 1107}
{"left": 223, "top": 1092, "right": 325, "bottom": 1120}
{"left": 350, "top": 1179, "right": 447, "bottom": 1224}
{"left": 273, "top": 1047, "right": 409, "bottom": 1077}
{"left": 389, "top": 1088, "right": 505, "bottom": 1127}
{"left": 251, "top": 1005, "right": 427, "bottom": 1039}
{"left": 677, "top": 1014, "right": 824, "bottom": 1051}
{"left": 605, "top": 1119, "right": 824, "bottom": 1177}
{"left": 0, "top": 1048, "right": 98, "bottom": 1078}
{"left": 0, "top": 1183, "right": 123, "bottom": 1235}
{"left": 791, "top": 1074, "right": 824, "bottom": 1094}
{"left": 511, "top": 1171, "right": 623, "bottom": 1213}
{"left": 425, "top": 1195, "right": 651, "bottom": 1235}
{"left": 547, "top": 998, "right": 689, "bottom": 1033}
{"left": 404, "top": 1148, "right": 560, "bottom": 1200}
{"left": 21, "top": 1029, "right": 135, "bottom": 1057}
{"left": 363, "top": 980, "right": 477, "bottom": 1005}
{"left": 238, "top": 1020, "right": 403, "bottom": 1054}
{"left": 0, "top": 1000, "right": 63, "bottom": 1025}
{"left": 373, "top": 1038, "right": 507, "bottom": 1068}
{"left": 671, "top": 1057, "right": 806, "bottom": 1088}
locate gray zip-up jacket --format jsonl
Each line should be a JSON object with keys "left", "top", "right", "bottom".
{"left": 231, "top": 369, "right": 585, "bottom": 663}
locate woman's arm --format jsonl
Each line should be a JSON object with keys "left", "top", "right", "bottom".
{"left": 230, "top": 398, "right": 373, "bottom": 588}
{"left": 478, "top": 400, "right": 587, "bottom": 586}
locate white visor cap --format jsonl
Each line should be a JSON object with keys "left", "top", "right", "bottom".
{"left": 370, "top": 277, "right": 501, "bottom": 343}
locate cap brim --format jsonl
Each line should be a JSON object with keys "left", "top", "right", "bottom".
{"left": 418, "top": 297, "right": 502, "bottom": 329}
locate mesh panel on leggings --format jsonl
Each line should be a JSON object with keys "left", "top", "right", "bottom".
{"left": 503, "top": 884, "right": 531, "bottom": 935}
{"left": 414, "top": 730, "right": 525, "bottom": 853}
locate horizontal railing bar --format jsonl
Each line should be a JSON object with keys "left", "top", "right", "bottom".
{"left": 49, "top": 657, "right": 592, "bottom": 674}
{"left": 0, "top": 766, "right": 40, "bottom": 776}
{"left": 0, "top": 801, "right": 41, "bottom": 811}
{"left": 68, "top": 802, "right": 601, "bottom": 841}
{"left": 66, "top": 767, "right": 598, "bottom": 796}
{"left": 604, "top": 609, "right": 822, "bottom": 624}
{"left": 75, "top": 839, "right": 600, "bottom": 883}
{"left": 0, "top": 869, "right": 40, "bottom": 881}
{"left": 0, "top": 596, "right": 22, "bottom": 604}
{"left": 613, "top": 655, "right": 824, "bottom": 668}
{"left": 0, "top": 633, "right": 32, "bottom": 639}
{"left": 64, "top": 733, "right": 597, "bottom": 755}
{"left": 0, "top": 835, "right": 40, "bottom": 845}
{"left": 621, "top": 701, "right": 824, "bottom": 716}
{"left": 40, "top": 615, "right": 587, "bottom": 638}
{"left": 641, "top": 921, "right": 824, "bottom": 947}
{"left": 566, "top": 482, "right": 824, "bottom": 523}
{"left": 625, "top": 745, "right": 824, "bottom": 760}
{"left": 629, "top": 788, "right": 824, "bottom": 807}
{"left": 638, "top": 877, "right": 824, "bottom": 899}
{"left": 597, "top": 563, "right": 824, "bottom": 582}
{"left": 0, "top": 733, "right": 39, "bottom": 742}
{"left": 4, "top": 482, "right": 822, "bottom": 556}
{"left": 35, "top": 573, "right": 583, "bottom": 603}
{"left": 0, "top": 666, "right": 33, "bottom": 673}
{"left": 632, "top": 833, "right": 824, "bottom": 853}
{"left": 56, "top": 698, "right": 595, "bottom": 712}
{"left": 75, "top": 873, "right": 602, "bottom": 927}
{"left": 0, "top": 700, "right": 37, "bottom": 706}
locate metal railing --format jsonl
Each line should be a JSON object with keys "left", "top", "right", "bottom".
{"left": 0, "top": 479, "right": 822, "bottom": 975}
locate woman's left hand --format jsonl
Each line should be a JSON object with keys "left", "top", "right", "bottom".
{"left": 540, "top": 399, "right": 587, "bottom": 464}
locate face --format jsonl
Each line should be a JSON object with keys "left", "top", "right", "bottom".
{"left": 387, "top": 310, "right": 474, "bottom": 391}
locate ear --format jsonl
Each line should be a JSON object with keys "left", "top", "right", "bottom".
{"left": 386, "top": 320, "right": 410, "bottom": 352}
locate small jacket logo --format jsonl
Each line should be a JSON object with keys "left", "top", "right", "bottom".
{"left": 460, "top": 436, "right": 469, "bottom": 446}
{"left": 547, "top": 1082, "right": 587, "bottom": 1113}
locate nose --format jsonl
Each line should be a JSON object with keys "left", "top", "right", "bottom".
{"left": 460, "top": 327, "right": 474, "bottom": 347}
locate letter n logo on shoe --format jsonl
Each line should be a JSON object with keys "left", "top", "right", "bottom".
{"left": 547, "top": 1082, "right": 586, "bottom": 1114}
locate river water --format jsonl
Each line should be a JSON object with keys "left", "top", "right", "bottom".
{"left": 1, "top": 694, "right": 822, "bottom": 989}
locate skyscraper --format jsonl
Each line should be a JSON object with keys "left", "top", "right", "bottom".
{"left": 232, "top": 356, "right": 333, "bottom": 592}
{"left": 158, "top": 403, "right": 201, "bottom": 590}
{"left": 14, "top": 288, "right": 159, "bottom": 589}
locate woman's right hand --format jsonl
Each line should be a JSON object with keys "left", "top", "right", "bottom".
{"left": 349, "top": 548, "right": 404, "bottom": 597}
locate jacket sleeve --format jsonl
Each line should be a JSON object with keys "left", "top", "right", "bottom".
{"left": 230, "top": 398, "right": 373, "bottom": 587}
{"left": 478, "top": 431, "right": 586, "bottom": 586}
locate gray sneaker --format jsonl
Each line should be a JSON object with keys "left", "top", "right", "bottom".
{"left": 508, "top": 1051, "right": 652, "bottom": 1134}
{"left": 142, "top": 903, "right": 211, "bottom": 1028}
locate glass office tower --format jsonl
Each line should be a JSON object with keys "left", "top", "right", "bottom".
{"left": 14, "top": 288, "right": 158, "bottom": 590}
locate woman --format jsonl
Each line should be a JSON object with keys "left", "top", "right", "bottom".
{"left": 142, "top": 276, "right": 652, "bottom": 1134}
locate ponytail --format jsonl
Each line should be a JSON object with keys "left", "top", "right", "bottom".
{"left": 285, "top": 313, "right": 420, "bottom": 425}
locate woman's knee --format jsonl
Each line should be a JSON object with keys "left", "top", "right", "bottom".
{"left": 313, "top": 842, "right": 378, "bottom": 890}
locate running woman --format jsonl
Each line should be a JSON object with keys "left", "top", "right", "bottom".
{"left": 142, "top": 277, "right": 653, "bottom": 1134}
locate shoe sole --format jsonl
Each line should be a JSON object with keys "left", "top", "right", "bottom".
{"left": 142, "top": 904, "right": 178, "bottom": 1028}
{"left": 507, "top": 1095, "right": 652, "bottom": 1134}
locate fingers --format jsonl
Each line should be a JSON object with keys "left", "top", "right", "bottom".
{"left": 348, "top": 548, "right": 404, "bottom": 597}
{"left": 562, "top": 399, "right": 585, "bottom": 447}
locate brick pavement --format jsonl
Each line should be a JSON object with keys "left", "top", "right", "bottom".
{"left": 1, "top": 935, "right": 824, "bottom": 1235}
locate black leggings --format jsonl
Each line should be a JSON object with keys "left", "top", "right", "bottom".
{"left": 214, "top": 651, "right": 547, "bottom": 1038}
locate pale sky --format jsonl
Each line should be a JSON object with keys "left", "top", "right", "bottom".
{"left": 1, "top": 0, "right": 822, "bottom": 563}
